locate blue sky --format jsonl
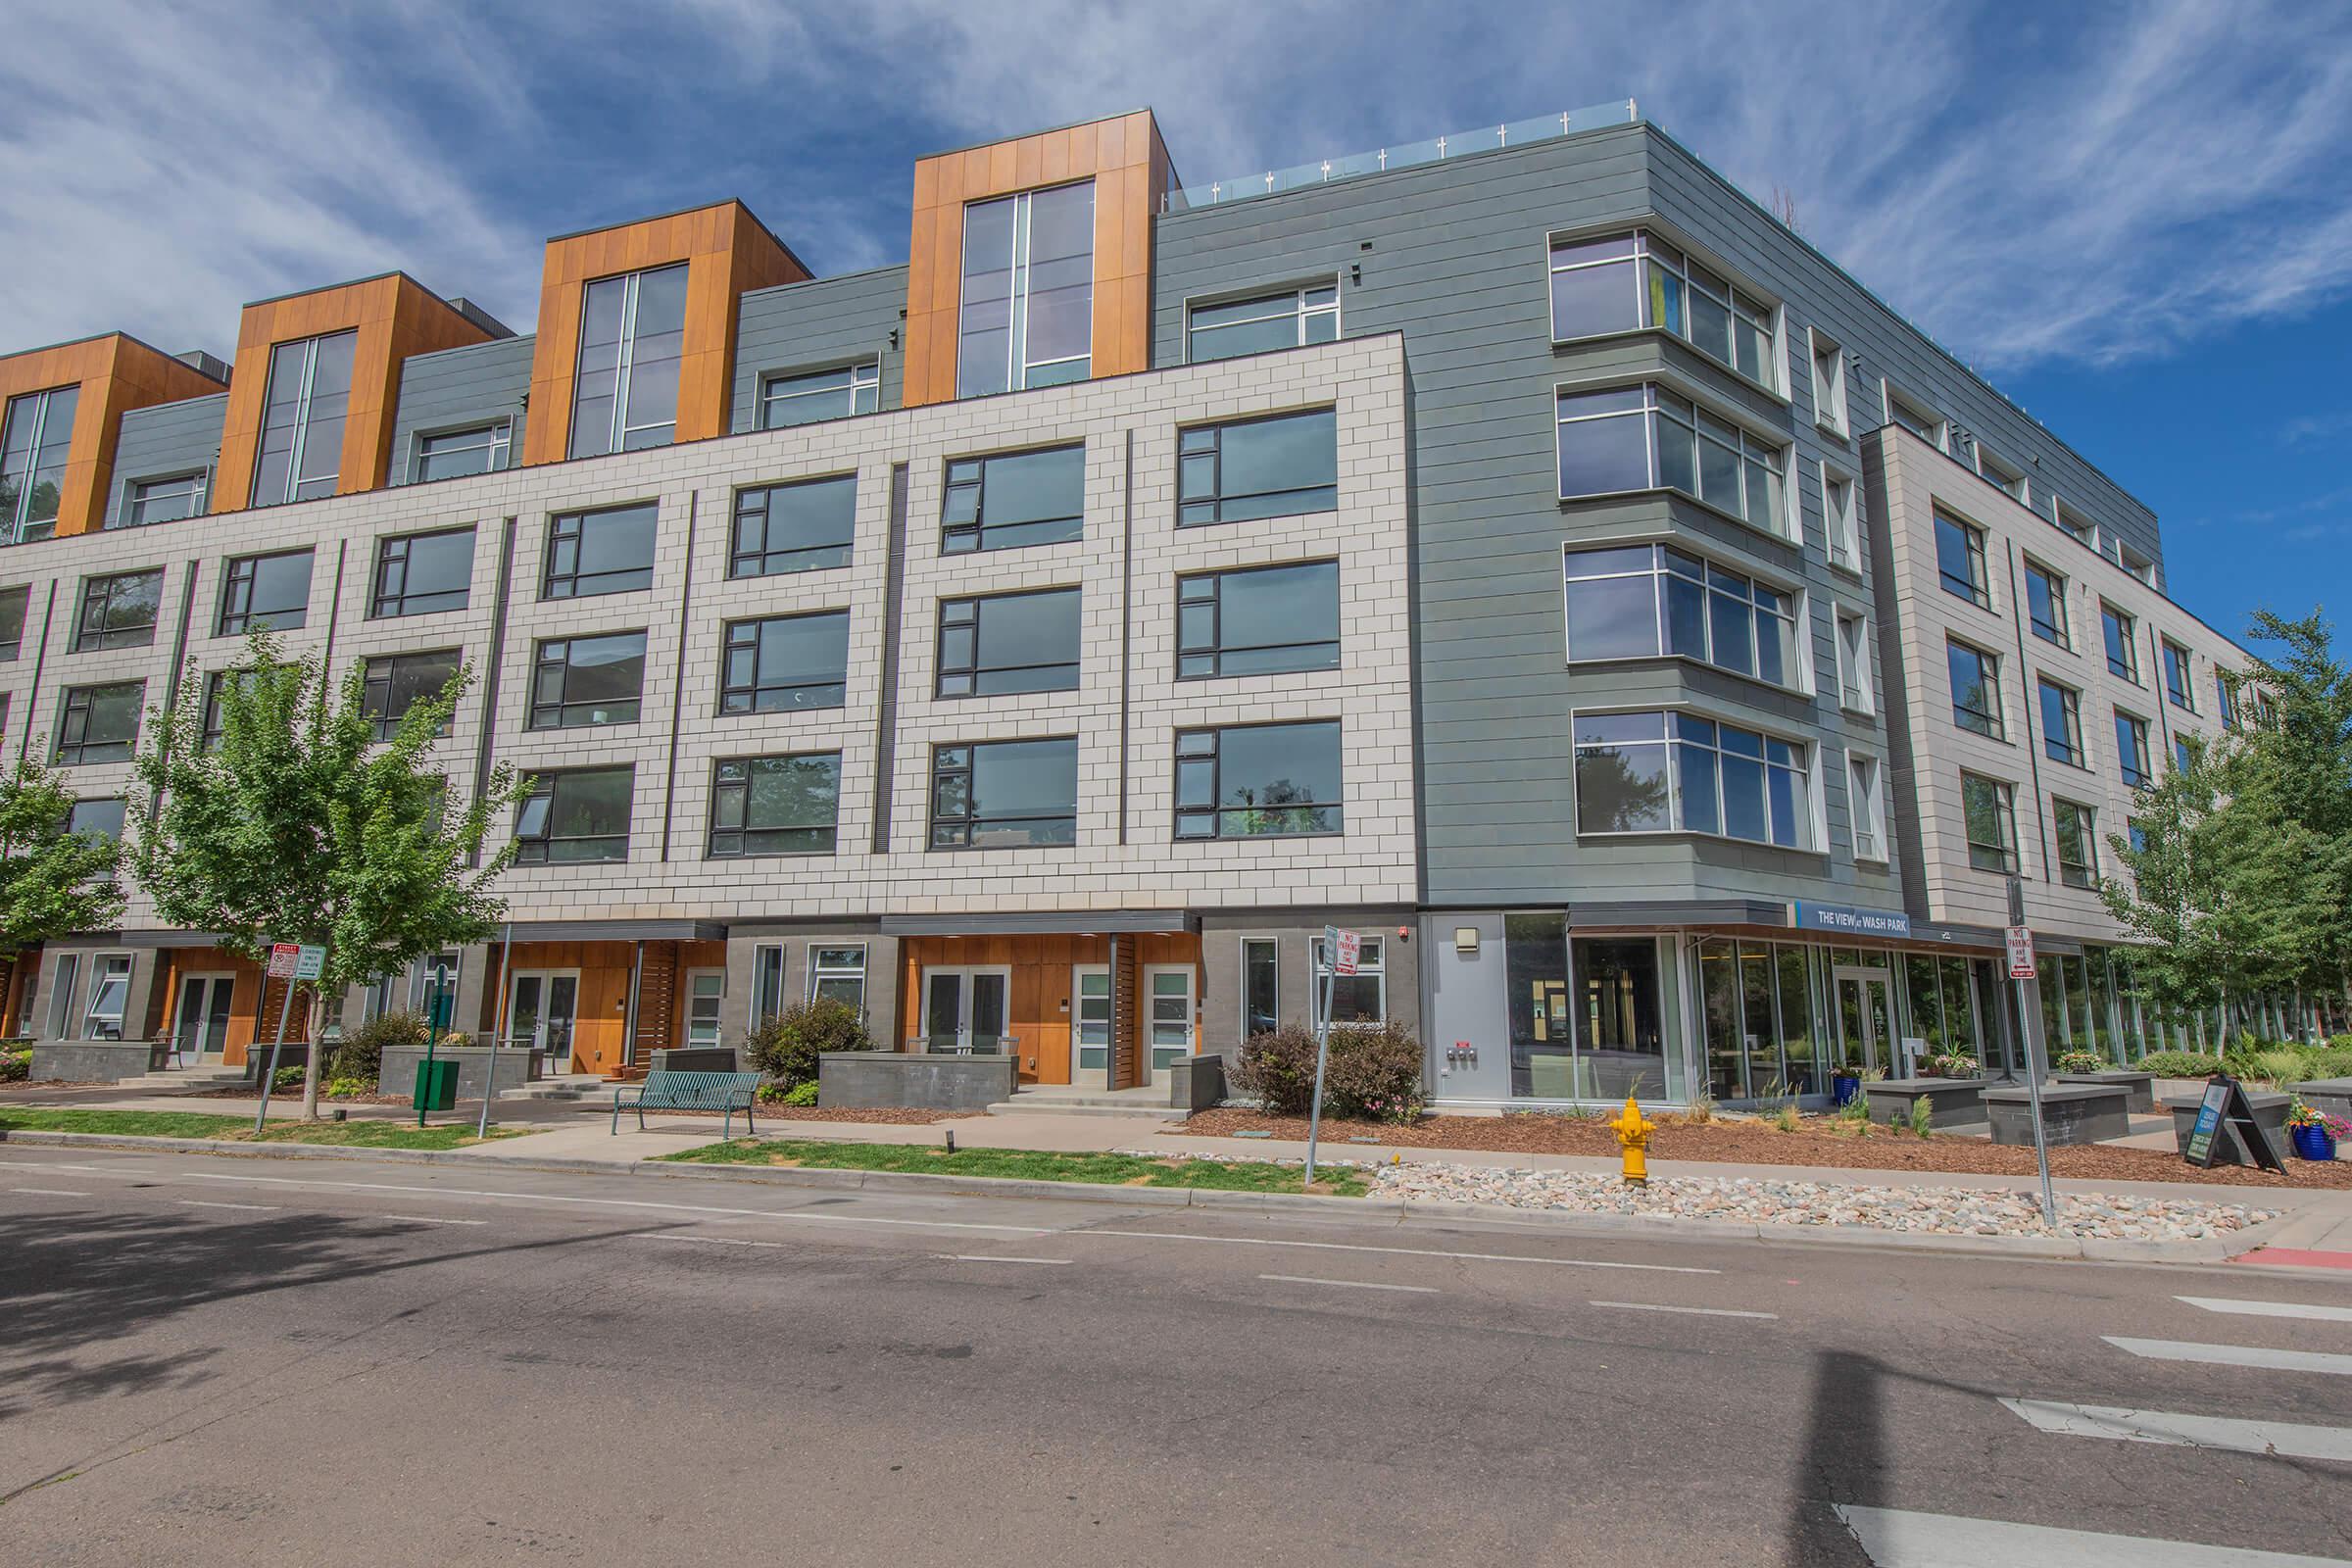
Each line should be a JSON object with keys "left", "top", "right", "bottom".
{"left": 2, "top": 0, "right": 2346, "bottom": 645}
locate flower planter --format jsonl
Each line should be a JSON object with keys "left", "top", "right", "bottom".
{"left": 1830, "top": 1075, "right": 1861, "bottom": 1107}
{"left": 2290, "top": 1124, "right": 2338, "bottom": 1162}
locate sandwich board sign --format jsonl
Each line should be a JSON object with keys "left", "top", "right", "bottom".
{"left": 2182, "top": 1074, "right": 2286, "bottom": 1172}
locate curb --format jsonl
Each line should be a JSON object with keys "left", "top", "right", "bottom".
{"left": 0, "top": 1127, "right": 2277, "bottom": 1266}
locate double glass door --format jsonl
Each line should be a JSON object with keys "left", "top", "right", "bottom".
{"left": 923, "top": 968, "right": 1009, "bottom": 1054}
{"left": 507, "top": 971, "right": 579, "bottom": 1070}
{"left": 173, "top": 974, "right": 236, "bottom": 1059}
{"left": 1834, "top": 968, "right": 1896, "bottom": 1076}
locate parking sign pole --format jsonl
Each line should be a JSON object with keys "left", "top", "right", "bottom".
{"left": 253, "top": 946, "right": 300, "bottom": 1135}
{"left": 2007, "top": 878, "right": 2057, "bottom": 1227}
{"left": 1304, "top": 925, "right": 1341, "bottom": 1189}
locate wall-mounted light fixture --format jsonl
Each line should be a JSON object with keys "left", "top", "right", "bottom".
{"left": 1453, "top": 926, "right": 1480, "bottom": 954}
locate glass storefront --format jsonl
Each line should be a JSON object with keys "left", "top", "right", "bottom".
{"left": 1694, "top": 938, "right": 1830, "bottom": 1100}
{"left": 1500, "top": 918, "right": 1680, "bottom": 1102}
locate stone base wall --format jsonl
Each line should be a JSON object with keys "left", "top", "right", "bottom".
{"left": 1986, "top": 1083, "right": 2130, "bottom": 1146}
{"left": 28, "top": 1041, "right": 168, "bottom": 1083}
{"left": 378, "top": 1046, "right": 539, "bottom": 1102}
{"left": 820, "top": 1052, "right": 1011, "bottom": 1111}
{"left": 2055, "top": 1070, "right": 2157, "bottom": 1113}
{"left": 1863, "top": 1077, "right": 1984, "bottom": 1128}
{"left": 1169, "top": 1052, "right": 1229, "bottom": 1113}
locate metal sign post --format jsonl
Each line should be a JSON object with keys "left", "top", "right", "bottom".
{"left": 479, "top": 924, "right": 511, "bottom": 1141}
{"left": 1303, "top": 924, "right": 1349, "bottom": 1189}
{"left": 252, "top": 943, "right": 302, "bottom": 1133}
{"left": 418, "top": 959, "right": 454, "bottom": 1128}
{"left": 2007, "top": 878, "right": 2057, "bottom": 1227}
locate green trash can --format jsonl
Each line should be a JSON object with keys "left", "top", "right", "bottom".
{"left": 412, "top": 1057, "right": 460, "bottom": 1112}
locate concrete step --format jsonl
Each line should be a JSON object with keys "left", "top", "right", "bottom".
{"left": 496, "top": 1074, "right": 613, "bottom": 1102}
{"left": 985, "top": 1098, "right": 1186, "bottom": 1121}
{"left": 123, "top": 1065, "right": 249, "bottom": 1089}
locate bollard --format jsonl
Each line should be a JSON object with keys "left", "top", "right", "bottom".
{"left": 1607, "top": 1095, "right": 1655, "bottom": 1187}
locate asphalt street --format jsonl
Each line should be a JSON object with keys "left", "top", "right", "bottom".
{"left": 1, "top": 1145, "right": 2347, "bottom": 1566}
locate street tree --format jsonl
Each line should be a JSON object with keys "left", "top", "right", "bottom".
{"left": 0, "top": 760, "right": 126, "bottom": 984}
{"left": 130, "top": 632, "right": 530, "bottom": 1116}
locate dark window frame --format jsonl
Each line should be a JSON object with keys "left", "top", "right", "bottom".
{"left": 1946, "top": 637, "right": 2005, "bottom": 740}
{"left": 542, "top": 502, "right": 658, "bottom": 600}
{"left": 1959, "top": 770, "right": 2018, "bottom": 873}
{"left": 926, "top": 737, "right": 1079, "bottom": 850}
{"left": 74, "top": 568, "right": 163, "bottom": 652}
{"left": 370, "top": 526, "right": 476, "bottom": 619}
{"left": 2039, "top": 677, "right": 2085, "bottom": 768}
{"left": 527, "top": 631, "right": 648, "bottom": 731}
{"left": 1177, "top": 407, "right": 1339, "bottom": 526}
{"left": 935, "top": 587, "right": 1082, "bottom": 699}
{"left": 2024, "top": 558, "right": 2070, "bottom": 648}
{"left": 2101, "top": 603, "right": 2140, "bottom": 682}
{"left": 1173, "top": 719, "right": 1345, "bottom": 841}
{"left": 2162, "top": 639, "right": 2195, "bottom": 710}
{"left": 707, "top": 751, "right": 843, "bottom": 858}
{"left": 0, "top": 583, "right": 29, "bottom": 661}
{"left": 940, "top": 444, "right": 1086, "bottom": 555}
{"left": 2053, "top": 798, "right": 2099, "bottom": 889}
{"left": 729, "top": 474, "right": 857, "bottom": 578}
{"left": 513, "top": 766, "right": 633, "bottom": 865}
{"left": 1935, "top": 513, "right": 1990, "bottom": 610}
{"left": 718, "top": 611, "right": 850, "bottom": 715}
{"left": 54, "top": 680, "right": 144, "bottom": 765}
{"left": 217, "top": 548, "right": 314, "bottom": 637}
{"left": 362, "top": 649, "right": 462, "bottom": 741}
{"left": 2115, "top": 710, "right": 2154, "bottom": 789}
{"left": 1177, "top": 560, "right": 1341, "bottom": 680}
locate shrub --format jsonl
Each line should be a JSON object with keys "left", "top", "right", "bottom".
{"left": 327, "top": 1009, "right": 431, "bottom": 1086}
{"left": 322, "top": 1076, "right": 372, "bottom": 1101}
{"left": 743, "top": 998, "right": 873, "bottom": 1090}
{"left": 1773, "top": 1103, "right": 1801, "bottom": 1133}
{"left": 2053, "top": 1049, "right": 2108, "bottom": 1074}
{"left": 2137, "top": 1050, "right": 2221, "bottom": 1078}
{"left": 782, "top": 1079, "right": 819, "bottom": 1107}
{"left": 1908, "top": 1096, "right": 1934, "bottom": 1138}
{"left": 1838, "top": 1089, "right": 1871, "bottom": 1123}
{"left": 2228, "top": 1046, "right": 2316, "bottom": 1089}
{"left": 1229, "top": 1021, "right": 1426, "bottom": 1122}
{"left": 271, "top": 1065, "right": 304, "bottom": 1091}
{"left": 0, "top": 1049, "right": 27, "bottom": 1084}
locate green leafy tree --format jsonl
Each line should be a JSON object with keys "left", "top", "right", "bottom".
{"left": 0, "top": 760, "right": 126, "bottom": 967}
{"left": 130, "top": 631, "right": 531, "bottom": 1116}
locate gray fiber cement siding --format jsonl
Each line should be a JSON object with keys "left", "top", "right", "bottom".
{"left": 730, "top": 265, "right": 908, "bottom": 432}
{"left": 104, "top": 393, "right": 226, "bottom": 525}
{"left": 387, "top": 335, "right": 533, "bottom": 484}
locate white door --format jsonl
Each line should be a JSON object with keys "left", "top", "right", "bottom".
{"left": 507, "top": 970, "right": 581, "bottom": 1071}
{"left": 919, "top": 967, "right": 1011, "bottom": 1054}
{"left": 1072, "top": 964, "right": 1110, "bottom": 1088}
{"left": 684, "top": 970, "right": 724, "bottom": 1049}
{"left": 173, "top": 973, "right": 237, "bottom": 1059}
{"left": 1143, "top": 964, "right": 1196, "bottom": 1083}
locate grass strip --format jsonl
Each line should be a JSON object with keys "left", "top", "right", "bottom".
{"left": 662, "top": 1137, "right": 1367, "bottom": 1197}
{"left": 0, "top": 1107, "right": 527, "bottom": 1151}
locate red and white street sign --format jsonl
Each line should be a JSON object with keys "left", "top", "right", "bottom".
{"left": 267, "top": 943, "right": 302, "bottom": 979}
{"left": 1334, "top": 930, "right": 1362, "bottom": 976}
{"left": 2005, "top": 925, "right": 2036, "bottom": 980}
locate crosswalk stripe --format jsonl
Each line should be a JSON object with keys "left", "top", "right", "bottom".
{"left": 2104, "top": 1336, "right": 2352, "bottom": 1376}
{"left": 1838, "top": 1504, "right": 2349, "bottom": 1565}
{"left": 2002, "top": 1399, "right": 2352, "bottom": 1463}
{"left": 2177, "top": 1295, "right": 2352, "bottom": 1324}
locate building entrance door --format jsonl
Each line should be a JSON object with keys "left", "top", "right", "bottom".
{"left": 1835, "top": 968, "right": 1897, "bottom": 1077}
{"left": 173, "top": 974, "right": 236, "bottom": 1060}
{"left": 1142, "top": 964, "right": 1196, "bottom": 1085}
{"left": 507, "top": 971, "right": 580, "bottom": 1073}
{"left": 920, "top": 967, "right": 1011, "bottom": 1055}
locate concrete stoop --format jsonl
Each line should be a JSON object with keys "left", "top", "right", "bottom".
{"left": 122, "top": 1063, "right": 249, "bottom": 1090}
{"left": 985, "top": 1090, "right": 1185, "bottom": 1121}
{"left": 495, "top": 1074, "right": 612, "bottom": 1102}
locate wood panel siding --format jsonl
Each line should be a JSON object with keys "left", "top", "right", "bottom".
{"left": 211, "top": 273, "right": 493, "bottom": 512}
{"left": 520, "top": 202, "right": 809, "bottom": 467}
{"left": 901, "top": 111, "right": 1175, "bottom": 409}
{"left": 0, "top": 333, "right": 226, "bottom": 537}
{"left": 894, "top": 932, "right": 1196, "bottom": 1085}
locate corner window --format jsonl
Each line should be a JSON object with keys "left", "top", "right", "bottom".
{"left": 1836, "top": 610, "right": 1873, "bottom": 713}
{"left": 2024, "top": 559, "right": 2069, "bottom": 648}
{"left": 1174, "top": 720, "right": 1343, "bottom": 840}
{"left": 253, "top": 330, "right": 357, "bottom": 507}
{"left": 1934, "top": 513, "right": 1990, "bottom": 610}
{"left": 570, "top": 262, "right": 690, "bottom": 458}
{"left": 1187, "top": 285, "right": 1338, "bottom": 363}
{"left": 1848, "top": 754, "right": 1885, "bottom": 861}
{"left": 1178, "top": 561, "right": 1340, "bottom": 679}
{"left": 2101, "top": 603, "right": 2138, "bottom": 681}
{"left": 544, "top": 503, "right": 657, "bottom": 599}
{"left": 2038, "top": 677, "right": 2084, "bottom": 768}
{"left": 2114, "top": 710, "right": 2153, "bottom": 789}
{"left": 760, "top": 363, "right": 878, "bottom": 429}
{"left": 82, "top": 955, "right": 131, "bottom": 1040}
{"left": 0, "top": 583, "right": 27, "bottom": 660}
{"left": 731, "top": 474, "right": 856, "bottom": 578}
{"left": 1810, "top": 330, "right": 1849, "bottom": 434}
{"left": 1823, "top": 466, "right": 1861, "bottom": 571}
{"left": 54, "top": 680, "right": 143, "bottom": 764}
{"left": 936, "top": 587, "right": 1081, "bottom": 698}
{"left": 74, "top": 569, "right": 163, "bottom": 652}
{"left": 1556, "top": 386, "right": 1788, "bottom": 538}
{"left": 719, "top": 611, "right": 850, "bottom": 713}
{"left": 2, "top": 384, "right": 80, "bottom": 543}
{"left": 218, "top": 549, "right": 313, "bottom": 636}
{"left": 1560, "top": 544, "right": 1802, "bottom": 689}
{"left": 942, "top": 444, "right": 1084, "bottom": 554}
{"left": 1178, "top": 409, "right": 1338, "bottom": 526}
{"left": 1309, "top": 934, "right": 1386, "bottom": 1026}
{"left": 928, "top": 738, "right": 1078, "bottom": 849}
{"left": 514, "top": 766, "right": 633, "bottom": 864}
{"left": 1946, "top": 639, "right": 2004, "bottom": 739}
{"left": 957, "top": 180, "right": 1095, "bottom": 397}
{"left": 2053, "top": 799, "right": 2099, "bottom": 890}
{"left": 362, "top": 650, "right": 461, "bottom": 740}
{"left": 67, "top": 797, "right": 126, "bottom": 843}
{"left": 1959, "top": 772, "right": 2017, "bottom": 872}
{"left": 370, "top": 526, "right": 475, "bottom": 618}
{"left": 528, "top": 632, "right": 646, "bottom": 729}
{"left": 2162, "top": 639, "right": 2194, "bottom": 710}
{"left": 1548, "top": 231, "right": 1780, "bottom": 392}
{"left": 123, "top": 470, "right": 207, "bottom": 527}
{"left": 708, "top": 752, "right": 841, "bottom": 858}
{"left": 413, "top": 421, "right": 512, "bottom": 482}
{"left": 808, "top": 945, "right": 866, "bottom": 1011}
{"left": 1573, "top": 710, "right": 1813, "bottom": 850}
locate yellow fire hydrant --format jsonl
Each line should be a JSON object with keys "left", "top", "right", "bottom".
{"left": 1607, "top": 1095, "right": 1655, "bottom": 1187}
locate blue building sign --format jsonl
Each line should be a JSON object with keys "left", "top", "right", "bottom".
{"left": 1789, "top": 902, "right": 1912, "bottom": 940}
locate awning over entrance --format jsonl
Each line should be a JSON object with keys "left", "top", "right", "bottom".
{"left": 882, "top": 910, "right": 1194, "bottom": 937}
{"left": 501, "top": 919, "right": 728, "bottom": 943}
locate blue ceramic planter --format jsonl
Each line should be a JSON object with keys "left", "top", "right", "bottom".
{"left": 2290, "top": 1124, "right": 2337, "bottom": 1162}
{"left": 1831, "top": 1075, "right": 1860, "bottom": 1107}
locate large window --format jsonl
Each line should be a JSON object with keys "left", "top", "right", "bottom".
{"left": 83, "top": 955, "right": 131, "bottom": 1041}
{"left": 1187, "top": 285, "right": 1339, "bottom": 363}
{"left": 1174, "top": 720, "right": 1342, "bottom": 840}
{"left": 1554, "top": 386, "right": 1788, "bottom": 538}
{"left": 67, "top": 797, "right": 126, "bottom": 843}
{"left": 2162, "top": 639, "right": 2194, "bottom": 710}
{"left": 1309, "top": 934, "right": 1386, "bottom": 1026}
{"left": 928, "top": 738, "right": 1078, "bottom": 849}
{"left": 2024, "top": 559, "right": 2070, "bottom": 648}
{"left": 514, "top": 767, "right": 632, "bottom": 864}
{"left": 1572, "top": 710, "right": 1813, "bottom": 849}
{"left": 2, "top": 384, "right": 79, "bottom": 543}
{"left": 957, "top": 180, "right": 1095, "bottom": 396}
{"left": 1241, "top": 938, "right": 1280, "bottom": 1038}
{"left": 2217, "top": 669, "right": 2239, "bottom": 729}
{"left": 1545, "top": 231, "right": 1779, "bottom": 391}
{"left": 570, "top": 263, "right": 689, "bottom": 458}
{"left": 54, "top": 681, "right": 143, "bottom": 764}
{"left": 544, "top": 503, "right": 657, "bottom": 599}
{"left": 720, "top": 612, "right": 850, "bottom": 713}
{"left": 2115, "top": 710, "right": 2153, "bottom": 788}
{"left": 937, "top": 587, "right": 1080, "bottom": 697}
{"left": 0, "top": 584, "right": 24, "bottom": 661}
{"left": 1946, "top": 639, "right": 2004, "bottom": 739}
{"left": 218, "top": 549, "right": 313, "bottom": 636}
{"left": 1561, "top": 544, "right": 1802, "bottom": 688}
{"left": 2039, "top": 677, "right": 2084, "bottom": 767}
{"left": 708, "top": 752, "right": 841, "bottom": 858}
{"left": 760, "top": 363, "right": 878, "bottom": 428}
{"left": 1178, "top": 409, "right": 1338, "bottom": 526}
{"left": 2101, "top": 603, "right": 2138, "bottom": 681}
{"left": 252, "top": 330, "right": 357, "bottom": 507}
{"left": 1179, "top": 561, "right": 1340, "bottom": 679}
{"left": 808, "top": 945, "right": 866, "bottom": 1011}
{"left": 46, "top": 954, "right": 79, "bottom": 1040}
{"left": 528, "top": 632, "right": 646, "bottom": 729}
{"left": 123, "top": 470, "right": 207, "bottom": 527}
{"left": 200, "top": 667, "right": 270, "bottom": 751}
{"left": 1935, "top": 513, "right": 1989, "bottom": 609}
{"left": 362, "top": 650, "right": 461, "bottom": 740}
{"left": 1960, "top": 772, "right": 2017, "bottom": 872}
{"left": 74, "top": 569, "right": 163, "bottom": 652}
{"left": 413, "top": 421, "right": 511, "bottom": 482}
{"left": 2053, "top": 798, "right": 2099, "bottom": 890}
{"left": 731, "top": 474, "right": 856, "bottom": 578}
{"left": 1836, "top": 609, "right": 1874, "bottom": 713}
{"left": 1848, "top": 754, "right": 1886, "bottom": 860}
{"left": 942, "top": 445, "right": 1084, "bottom": 554}
{"left": 370, "top": 527, "right": 475, "bottom": 618}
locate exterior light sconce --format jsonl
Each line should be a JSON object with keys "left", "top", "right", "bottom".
{"left": 1453, "top": 926, "right": 1480, "bottom": 954}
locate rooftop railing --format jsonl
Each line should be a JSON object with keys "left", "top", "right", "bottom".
{"left": 1164, "top": 100, "right": 1639, "bottom": 213}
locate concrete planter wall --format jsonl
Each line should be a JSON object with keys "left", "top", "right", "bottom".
{"left": 377, "top": 1046, "right": 540, "bottom": 1102}
{"left": 28, "top": 1040, "right": 169, "bottom": 1083}
{"left": 2164, "top": 1090, "right": 2292, "bottom": 1168}
{"left": 1862, "top": 1077, "right": 1984, "bottom": 1129}
{"left": 651, "top": 1048, "right": 739, "bottom": 1074}
{"left": 819, "top": 1051, "right": 1010, "bottom": 1111}
{"left": 246, "top": 1044, "right": 317, "bottom": 1082}
{"left": 2293, "top": 1077, "right": 2352, "bottom": 1124}
{"left": 1169, "top": 1052, "right": 1229, "bottom": 1113}
{"left": 1984, "top": 1083, "right": 2131, "bottom": 1146}
{"left": 2055, "top": 1070, "right": 2157, "bottom": 1114}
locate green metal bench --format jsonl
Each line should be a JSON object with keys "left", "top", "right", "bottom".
{"left": 611, "top": 1068, "right": 763, "bottom": 1137}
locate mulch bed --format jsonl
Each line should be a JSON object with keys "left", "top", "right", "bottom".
{"left": 610, "top": 1104, "right": 977, "bottom": 1127}
{"left": 190, "top": 1086, "right": 413, "bottom": 1106}
{"left": 1174, "top": 1107, "right": 2352, "bottom": 1190}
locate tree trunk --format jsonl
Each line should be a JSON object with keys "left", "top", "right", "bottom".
{"left": 298, "top": 984, "right": 323, "bottom": 1120}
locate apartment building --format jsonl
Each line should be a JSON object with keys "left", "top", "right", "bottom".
{"left": 0, "top": 103, "right": 2248, "bottom": 1104}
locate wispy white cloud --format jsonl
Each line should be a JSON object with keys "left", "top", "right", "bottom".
{"left": 2280, "top": 410, "right": 2352, "bottom": 449}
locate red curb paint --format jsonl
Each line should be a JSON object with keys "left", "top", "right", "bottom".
{"left": 2230, "top": 1248, "right": 2352, "bottom": 1270}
